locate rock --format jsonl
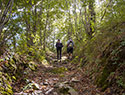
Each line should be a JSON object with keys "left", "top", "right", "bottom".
{"left": 63, "top": 81, "right": 69, "bottom": 84}
{"left": 53, "top": 59, "right": 57, "bottom": 62}
{"left": 32, "top": 83, "right": 40, "bottom": 90}
{"left": 24, "top": 89, "right": 34, "bottom": 93}
{"left": 43, "top": 81, "right": 49, "bottom": 85}
{"left": 59, "top": 87, "right": 69, "bottom": 94}
{"left": 54, "top": 82, "right": 66, "bottom": 88}
{"left": 45, "top": 88, "right": 54, "bottom": 94}
{"left": 37, "top": 93, "right": 44, "bottom": 95}
{"left": 68, "top": 87, "right": 78, "bottom": 95}
{"left": 23, "top": 82, "right": 40, "bottom": 91}
{"left": 55, "top": 82, "right": 79, "bottom": 95}
{"left": 53, "top": 78, "right": 59, "bottom": 81}
{"left": 96, "top": 94, "right": 100, "bottom": 95}
{"left": 25, "top": 79, "right": 31, "bottom": 84}
{"left": 53, "top": 92, "right": 58, "bottom": 95}
{"left": 40, "top": 82, "right": 43, "bottom": 85}
{"left": 14, "top": 92, "right": 28, "bottom": 95}
{"left": 34, "top": 90, "right": 43, "bottom": 94}
{"left": 54, "top": 81, "right": 69, "bottom": 88}
{"left": 54, "top": 83, "right": 60, "bottom": 88}
{"left": 59, "top": 83, "right": 66, "bottom": 88}
{"left": 40, "top": 85, "right": 47, "bottom": 89}
{"left": 71, "top": 77, "right": 80, "bottom": 83}
{"left": 22, "top": 93, "right": 28, "bottom": 95}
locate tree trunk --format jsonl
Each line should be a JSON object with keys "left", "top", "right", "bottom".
{"left": 0, "top": 0, "right": 13, "bottom": 39}
{"left": 88, "top": 0, "right": 96, "bottom": 38}
{"left": 43, "top": 1, "right": 49, "bottom": 51}
{"left": 38, "top": 1, "right": 43, "bottom": 46}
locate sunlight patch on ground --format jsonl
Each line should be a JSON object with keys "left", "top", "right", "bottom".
{"left": 42, "top": 59, "right": 53, "bottom": 68}
{"left": 61, "top": 56, "right": 67, "bottom": 61}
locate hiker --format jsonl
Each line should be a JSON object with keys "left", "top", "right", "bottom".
{"left": 56, "top": 39, "right": 63, "bottom": 61}
{"left": 67, "top": 38, "right": 74, "bottom": 59}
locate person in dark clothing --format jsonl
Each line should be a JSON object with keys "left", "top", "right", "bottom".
{"left": 67, "top": 38, "right": 74, "bottom": 59}
{"left": 56, "top": 39, "right": 63, "bottom": 61}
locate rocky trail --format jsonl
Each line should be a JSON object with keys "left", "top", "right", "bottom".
{"left": 13, "top": 52, "right": 104, "bottom": 95}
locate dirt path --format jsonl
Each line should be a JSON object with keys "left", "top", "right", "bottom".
{"left": 14, "top": 52, "right": 103, "bottom": 95}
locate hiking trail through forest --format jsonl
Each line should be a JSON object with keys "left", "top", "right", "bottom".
{"left": 0, "top": 0, "right": 124, "bottom": 95}
{"left": 13, "top": 51, "right": 105, "bottom": 95}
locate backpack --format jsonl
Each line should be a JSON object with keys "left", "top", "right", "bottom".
{"left": 68, "top": 41, "right": 73, "bottom": 47}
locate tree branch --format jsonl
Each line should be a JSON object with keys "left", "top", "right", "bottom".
{"left": 100, "top": 0, "right": 112, "bottom": 21}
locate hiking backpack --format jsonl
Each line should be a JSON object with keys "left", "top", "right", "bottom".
{"left": 68, "top": 41, "right": 73, "bottom": 47}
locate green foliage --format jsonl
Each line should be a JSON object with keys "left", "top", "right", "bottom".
{"left": 48, "top": 67, "right": 67, "bottom": 74}
{"left": 0, "top": 72, "right": 13, "bottom": 95}
{"left": 28, "top": 61, "right": 37, "bottom": 71}
{"left": 116, "top": 76, "right": 125, "bottom": 88}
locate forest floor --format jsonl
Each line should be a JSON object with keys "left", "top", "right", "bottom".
{"left": 13, "top": 51, "right": 106, "bottom": 95}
